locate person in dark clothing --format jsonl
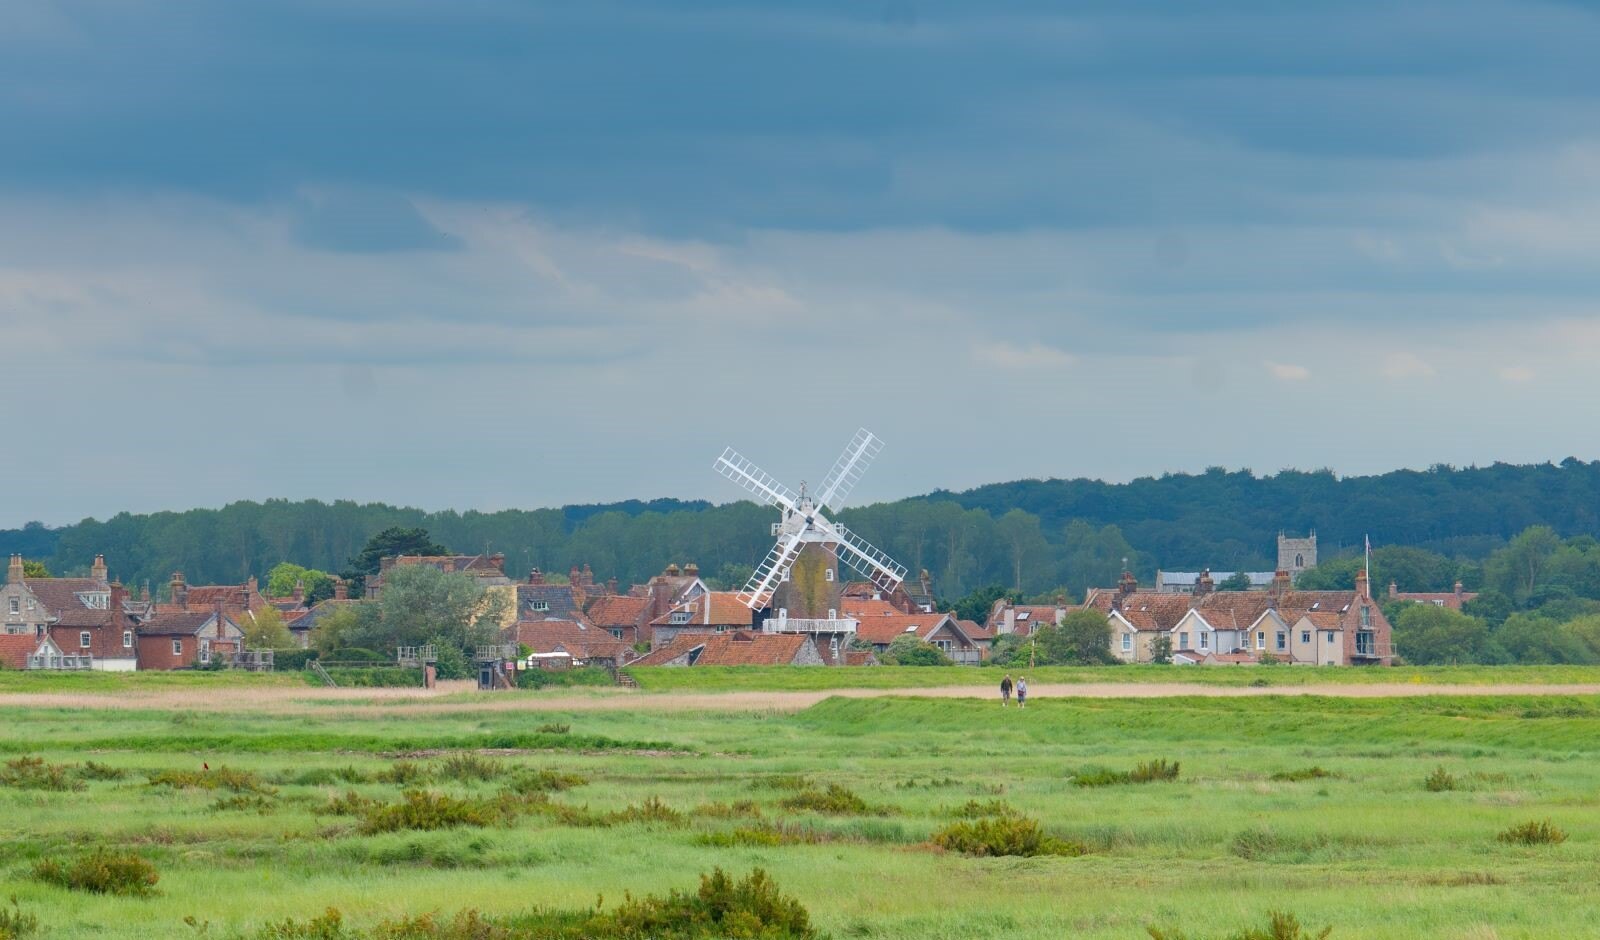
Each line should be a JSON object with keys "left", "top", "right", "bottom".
{"left": 1000, "top": 674, "right": 1013, "bottom": 707}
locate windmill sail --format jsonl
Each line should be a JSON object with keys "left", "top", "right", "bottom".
{"left": 739, "top": 532, "right": 806, "bottom": 610}
{"left": 815, "top": 428, "right": 882, "bottom": 512}
{"left": 714, "top": 448, "right": 798, "bottom": 510}
{"left": 827, "top": 523, "right": 908, "bottom": 591}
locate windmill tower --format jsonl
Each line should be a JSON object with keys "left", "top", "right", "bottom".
{"left": 714, "top": 429, "right": 908, "bottom": 640}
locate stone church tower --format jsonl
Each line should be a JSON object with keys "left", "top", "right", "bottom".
{"left": 1277, "top": 531, "right": 1318, "bottom": 583}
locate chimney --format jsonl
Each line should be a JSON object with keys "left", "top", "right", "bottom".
{"left": 247, "top": 575, "right": 258, "bottom": 594}
{"left": 1194, "top": 569, "right": 1214, "bottom": 598}
{"left": 1118, "top": 571, "right": 1137, "bottom": 597}
{"left": 666, "top": 563, "right": 680, "bottom": 577}
{"left": 528, "top": 568, "right": 545, "bottom": 585}
{"left": 110, "top": 580, "right": 127, "bottom": 615}
{"left": 140, "top": 581, "right": 151, "bottom": 603}
{"left": 1354, "top": 565, "right": 1370, "bottom": 600}
{"left": 1388, "top": 581, "right": 1398, "bottom": 599}
{"left": 570, "top": 565, "right": 581, "bottom": 585}
{"left": 333, "top": 579, "right": 349, "bottom": 601}
{"left": 606, "top": 576, "right": 618, "bottom": 595}
{"left": 1271, "top": 569, "right": 1291, "bottom": 601}
{"left": 171, "top": 572, "right": 189, "bottom": 610}
{"left": 1454, "top": 580, "right": 1464, "bottom": 598}
{"left": 91, "top": 554, "right": 108, "bottom": 583}
{"left": 292, "top": 579, "right": 305, "bottom": 603}
{"left": 581, "top": 564, "right": 594, "bottom": 586}
{"left": 1055, "top": 593, "right": 1068, "bottom": 624}
{"left": 6, "top": 555, "right": 23, "bottom": 584}
{"left": 684, "top": 563, "right": 699, "bottom": 577}
{"left": 489, "top": 553, "right": 506, "bottom": 573}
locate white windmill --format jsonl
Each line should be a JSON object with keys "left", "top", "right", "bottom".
{"left": 714, "top": 428, "right": 908, "bottom": 611}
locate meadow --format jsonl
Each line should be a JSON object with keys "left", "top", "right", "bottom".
{"left": 0, "top": 678, "right": 1597, "bottom": 938}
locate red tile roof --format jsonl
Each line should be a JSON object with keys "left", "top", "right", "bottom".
{"left": 649, "top": 592, "right": 754, "bottom": 628}
{"left": 854, "top": 612, "right": 958, "bottom": 646}
{"left": 514, "top": 618, "right": 627, "bottom": 661}
{"left": 839, "top": 598, "right": 902, "bottom": 619}
{"left": 586, "top": 594, "right": 651, "bottom": 628}
{"left": 1091, "top": 592, "right": 1191, "bottom": 631}
{"left": 632, "top": 631, "right": 812, "bottom": 667}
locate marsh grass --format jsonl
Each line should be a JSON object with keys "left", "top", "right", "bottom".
{"left": 0, "top": 756, "right": 83, "bottom": 792}
{"left": 148, "top": 766, "right": 274, "bottom": 794}
{"left": 1074, "top": 759, "right": 1180, "bottom": 788}
{"left": 0, "top": 897, "right": 38, "bottom": 940}
{"left": 1423, "top": 767, "right": 1458, "bottom": 792}
{"left": 932, "top": 816, "right": 1085, "bottom": 858}
{"left": 1497, "top": 820, "right": 1567, "bottom": 846}
{"left": 778, "top": 783, "right": 877, "bottom": 815}
{"left": 1269, "top": 767, "right": 1337, "bottom": 782}
{"left": 693, "top": 800, "right": 763, "bottom": 819}
{"left": 434, "top": 754, "right": 507, "bottom": 783}
{"left": 33, "top": 850, "right": 159, "bottom": 897}
{"left": 946, "top": 799, "right": 1019, "bottom": 818}
{"left": 1147, "top": 910, "right": 1332, "bottom": 940}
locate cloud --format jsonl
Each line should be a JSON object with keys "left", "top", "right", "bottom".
{"left": 1498, "top": 365, "right": 1536, "bottom": 383}
{"left": 1382, "top": 352, "right": 1437, "bottom": 380}
{"left": 291, "top": 189, "right": 461, "bottom": 253}
{"left": 1266, "top": 361, "right": 1311, "bottom": 381}
{"left": 974, "top": 342, "right": 1075, "bottom": 370}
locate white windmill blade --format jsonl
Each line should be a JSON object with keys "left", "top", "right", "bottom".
{"left": 739, "top": 532, "right": 806, "bottom": 610}
{"left": 814, "top": 428, "right": 882, "bottom": 512}
{"left": 821, "top": 521, "right": 908, "bottom": 591}
{"left": 714, "top": 447, "right": 798, "bottom": 511}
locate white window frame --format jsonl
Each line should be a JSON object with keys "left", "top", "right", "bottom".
{"left": 123, "top": 630, "right": 134, "bottom": 648}
{"left": 824, "top": 569, "right": 835, "bottom": 582}
{"left": 1256, "top": 631, "right": 1265, "bottom": 650}
{"left": 669, "top": 611, "right": 691, "bottom": 625}
{"left": 172, "top": 639, "right": 183, "bottom": 656}
{"left": 80, "top": 631, "right": 92, "bottom": 649}
{"left": 1121, "top": 633, "right": 1132, "bottom": 652}
{"left": 1178, "top": 632, "right": 1189, "bottom": 650}
{"left": 1326, "top": 631, "right": 1336, "bottom": 644}
{"left": 1300, "top": 631, "right": 1310, "bottom": 644}
{"left": 531, "top": 600, "right": 549, "bottom": 612}
{"left": 7, "top": 598, "right": 17, "bottom": 615}
{"left": 1199, "top": 632, "right": 1209, "bottom": 650}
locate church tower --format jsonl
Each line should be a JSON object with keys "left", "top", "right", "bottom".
{"left": 1277, "top": 531, "right": 1318, "bottom": 583}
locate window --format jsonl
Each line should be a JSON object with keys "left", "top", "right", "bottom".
{"left": 1276, "top": 632, "right": 1286, "bottom": 651}
{"left": 1356, "top": 631, "right": 1375, "bottom": 655}
{"left": 1121, "top": 633, "right": 1132, "bottom": 652}
{"left": 1294, "top": 553, "right": 1304, "bottom": 568}
{"left": 172, "top": 639, "right": 183, "bottom": 656}
{"left": 7, "top": 598, "right": 16, "bottom": 614}
{"left": 1326, "top": 631, "right": 1336, "bottom": 644}
{"left": 123, "top": 630, "right": 133, "bottom": 648}
{"left": 1431, "top": 599, "right": 1444, "bottom": 607}
{"left": 1256, "top": 631, "right": 1265, "bottom": 650}
{"left": 669, "top": 612, "right": 690, "bottom": 624}
{"left": 80, "top": 631, "right": 92, "bottom": 649}
{"left": 1301, "top": 631, "right": 1310, "bottom": 644}
{"left": 1199, "top": 633, "right": 1210, "bottom": 650}
{"left": 1360, "top": 606, "right": 1372, "bottom": 627}
{"left": 1178, "top": 632, "right": 1189, "bottom": 650}
{"left": 824, "top": 569, "right": 834, "bottom": 582}
{"left": 934, "top": 639, "right": 952, "bottom": 652}
{"left": 531, "top": 600, "right": 549, "bottom": 612}
{"left": 1016, "top": 611, "right": 1030, "bottom": 622}
{"left": 608, "top": 629, "right": 623, "bottom": 640}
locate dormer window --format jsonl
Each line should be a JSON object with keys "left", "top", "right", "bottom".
{"left": 76, "top": 592, "right": 109, "bottom": 610}
{"left": 530, "top": 600, "right": 549, "bottom": 612}
{"left": 669, "top": 612, "right": 691, "bottom": 625}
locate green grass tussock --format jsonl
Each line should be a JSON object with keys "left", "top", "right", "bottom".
{"left": 1423, "top": 766, "right": 1457, "bottom": 791}
{"left": 1269, "top": 766, "right": 1337, "bottom": 782}
{"left": 0, "top": 898, "right": 39, "bottom": 940}
{"left": 932, "top": 816, "right": 1085, "bottom": 858}
{"left": 1073, "top": 759, "right": 1181, "bottom": 788}
{"left": 1497, "top": 820, "right": 1567, "bottom": 846}
{"left": 355, "top": 789, "right": 514, "bottom": 834}
{"left": 33, "top": 850, "right": 160, "bottom": 897}
{"left": 1148, "top": 910, "right": 1333, "bottom": 940}
{"left": 0, "top": 756, "right": 83, "bottom": 791}
{"left": 946, "top": 799, "right": 1019, "bottom": 818}
{"left": 147, "top": 765, "right": 274, "bottom": 794}
{"left": 778, "top": 783, "right": 875, "bottom": 815}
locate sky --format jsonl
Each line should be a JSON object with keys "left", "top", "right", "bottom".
{"left": 6, "top": 0, "right": 1600, "bottom": 527}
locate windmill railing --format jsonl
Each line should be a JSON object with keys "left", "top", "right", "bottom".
{"left": 396, "top": 645, "right": 437, "bottom": 666}
{"left": 767, "top": 616, "right": 858, "bottom": 635}
{"left": 475, "top": 644, "right": 518, "bottom": 662}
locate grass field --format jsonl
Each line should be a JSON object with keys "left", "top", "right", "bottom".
{"left": 1, "top": 680, "right": 1597, "bottom": 938}
{"left": 626, "top": 662, "right": 1600, "bottom": 691}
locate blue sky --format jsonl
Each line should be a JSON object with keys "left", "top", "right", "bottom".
{"left": 6, "top": 1, "right": 1600, "bottom": 526}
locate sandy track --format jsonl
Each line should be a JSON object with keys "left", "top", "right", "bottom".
{"left": 1, "top": 681, "right": 1597, "bottom": 716}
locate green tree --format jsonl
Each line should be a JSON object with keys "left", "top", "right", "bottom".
{"left": 265, "top": 562, "right": 337, "bottom": 604}
{"left": 1028, "top": 609, "right": 1115, "bottom": 665}
{"left": 240, "top": 607, "right": 294, "bottom": 649}
{"left": 309, "top": 603, "right": 375, "bottom": 653}
{"left": 1391, "top": 605, "right": 1492, "bottom": 665}
{"left": 1150, "top": 634, "right": 1173, "bottom": 665}
{"left": 343, "top": 527, "right": 449, "bottom": 581}
{"left": 1462, "top": 590, "right": 1514, "bottom": 629}
{"left": 22, "top": 559, "right": 50, "bottom": 578}
{"left": 1495, "top": 614, "right": 1597, "bottom": 665}
{"left": 1484, "top": 525, "right": 1563, "bottom": 601}
{"left": 882, "top": 634, "right": 951, "bottom": 666}
{"left": 1216, "top": 571, "right": 1253, "bottom": 592}
{"left": 995, "top": 509, "right": 1051, "bottom": 592}
{"left": 1062, "top": 522, "right": 1139, "bottom": 596}
{"left": 943, "top": 585, "right": 1019, "bottom": 625}
{"left": 353, "top": 565, "right": 505, "bottom": 655}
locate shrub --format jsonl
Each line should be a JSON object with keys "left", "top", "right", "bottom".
{"left": 1270, "top": 767, "right": 1336, "bottom": 782}
{"left": 77, "top": 761, "right": 128, "bottom": 781}
{"left": 0, "top": 897, "right": 39, "bottom": 940}
{"left": 212, "top": 794, "right": 276, "bottom": 813}
{"left": 316, "top": 667, "right": 423, "bottom": 688}
{"left": 149, "top": 766, "right": 274, "bottom": 794}
{"left": 1129, "top": 759, "right": 1181, "bottom": 783}
{"left": 778, "top": 784, "right": 873, "bottom": 816}
{"left": 250, "top": 908, "right": 352, "bottom": 939}
{"left": 693, "top": 800, "right": 763, "bottom": 819}
{"left": 536, "top": 723, "right": 571, "bottom": 735}
{"left": 435, "top": 754, "right": 507, "bottom": 782}
{"left": 277, "top": 766, "right": 370, "bottom": 786}
{"left": 1423, "top": 766, "right": 1458, "bottom": 792}
{"left": 321, "top": 790, "right": 380, "bottom": 816}
{"left": 947, "top": 799, "right": 1019, "bottom": 819}
{"left": 1147, "top": 910, "right": 1332, "bottom": 940}
{"left": 516, "top": 667, "right": 615, "bottom": 690}
{"left": 609, "top": 797, "right": 684, "bottom": 826}
{"left": 357, "top": 790, "right": 507, "bottom": 834}
{"left": 557, "top": 867, "right": 819, "bottom": 939}
{"left": 33, "top": 850, "right": 159, "bottom": 897}
{"left": 323, "top": 648, "right": 385, "bottom": 665}
{"left": 273, "top": 648, "right": 321, "bottom": 671}
{"left": 377, "top": 761, "right": 429, "bottom": 785}
{"left": 752, "top": 774, "right": 811, "bottom": 792}
{"left": 932, "top": 816, "right": 1085, "bottom": 858}
{"left": 502, "top": 769, "right": 587, "bottom": 795}
{"left": 1497, "top": 820, "right": 1567, "bottom": 846}
{"left": 0, "top": 756, "right": 83, "bottom": 792}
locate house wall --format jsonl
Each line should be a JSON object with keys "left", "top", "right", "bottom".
{"left": 791, "top": 638, "right": 825, "bottom": 666}
{"left": 1, "top": 584, "right": 51, "bottom": 637}
{"left": 137, "top": 635, "right": 197, "bottom": 670}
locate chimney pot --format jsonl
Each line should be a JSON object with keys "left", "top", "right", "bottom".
{"left": 1388, "top": 581, "right": 1398, "bottom": 599}
{"left": 333, "top": 578, "right": 349, "bottom": 601}
{"left": 6, "top": 555, "right": 23, "bottom": 585}
{"left": 1454, "top": 580, "right": 1464, "bottom": 597}
{"left": 91, "top": 554, "right": 108, "bottom": 583}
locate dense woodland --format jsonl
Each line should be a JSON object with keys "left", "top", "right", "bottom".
{"left": 8, "top": 459, "right": 1600, "bottom": 601}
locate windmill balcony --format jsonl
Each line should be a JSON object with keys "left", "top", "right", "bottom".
{"left": 766, "top": 616, "right": 858, "bottom": 635}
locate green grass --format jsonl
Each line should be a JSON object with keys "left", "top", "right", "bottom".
{"left": 625, "top": 663, "right": 1600, "bottom": 691}
{"left": 0, "top": 670, "right": 302, "bottom": 693}
{"left": 1, "top": 684, "right": 1598, "bottom": 937}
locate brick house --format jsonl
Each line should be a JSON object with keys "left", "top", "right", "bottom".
{"left": 585, "top": 594, "right": 652, "bottom": 646}
{"left": 648, "top": 591, "right": 754, "bottom": 649}
{"left": 851, "top": 609, "right": 985, "bottom": 664}
{"left": 135, "top": 604, "right": 245, "bottom": 670}
{"left": 1389, "top": 580, "right": 1477, "bottom": 611}
{"left": 3, "top": 554, "right": 142, "bottom": 670}
{"left": 513, "top": 616, "right": 629, "bottom": 665}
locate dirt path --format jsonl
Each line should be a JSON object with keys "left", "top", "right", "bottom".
{"left": 2, "top": 681, "right": 1597, "bottom": 716}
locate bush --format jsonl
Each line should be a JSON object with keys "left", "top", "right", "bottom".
{"left": 77, "top": 760, "right": 129, "bottom": 781}
{"left": 1075, "top": 759, "right": 1180, "bottom": 787}
{"left": 316, "top": 667, "right": 423, "bottom": 688}
{"left": 435, "top": 754, "right": 507, "bottom": 782}
{"left": 33, "top": 850, "right": 159, "bottom": 897}
{"left": 274, "top": 649, "right": 321, "bottom": 671}
{"left": 1147, "top": 910, "right": 1332, "bottom": 940}
{"left": 517, "top": 667, "right": 615, "bottom": 690}
{"left": 356, "top": 790, "right": 510, "bottom": 834}
{"left": 0, "top": 756, "right": 83, "bottom": 792}
{"left": 323, "top": 648, "right": 385, "bottom": 665}
{"left": 0, "top": 898, "right": 39, "bottom": 940}
{"left": 932, "top": 816, "right": 1085, "bottom": 858}
{"left": 502, "top": 769, "right": 587, "bottom": 795}
{"left": 947, "top": 799, "right": 1019, "bottom": 818}
{"left": 321, "top": 790, "right": 379, "bottom": 816}
{"left": 1497, "top": 820, "right": 1567, "bottom": 846}
{"left": 148, "top": 766, "right": 273, "bottom": 794}
{"left": 778, "top": 784, "right": 873, "bottom": 815}
{"left": 1423, "top": 766, "right": 1458, "bottom": 792}
{"left": 609, "top": 797, "right": 685, "bottom": 826}
{"left": 377, "top": 761, "right": 430, "bottom": 785}
{"left": 1270, "top": 767, "right": 1336, "bottom": 782}
{"left": 430, "top": 638, "right": 472, "bottom": 681}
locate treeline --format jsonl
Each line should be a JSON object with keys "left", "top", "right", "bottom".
{"left": 9, "top": 459, "right": 1600, "bottom": 601}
